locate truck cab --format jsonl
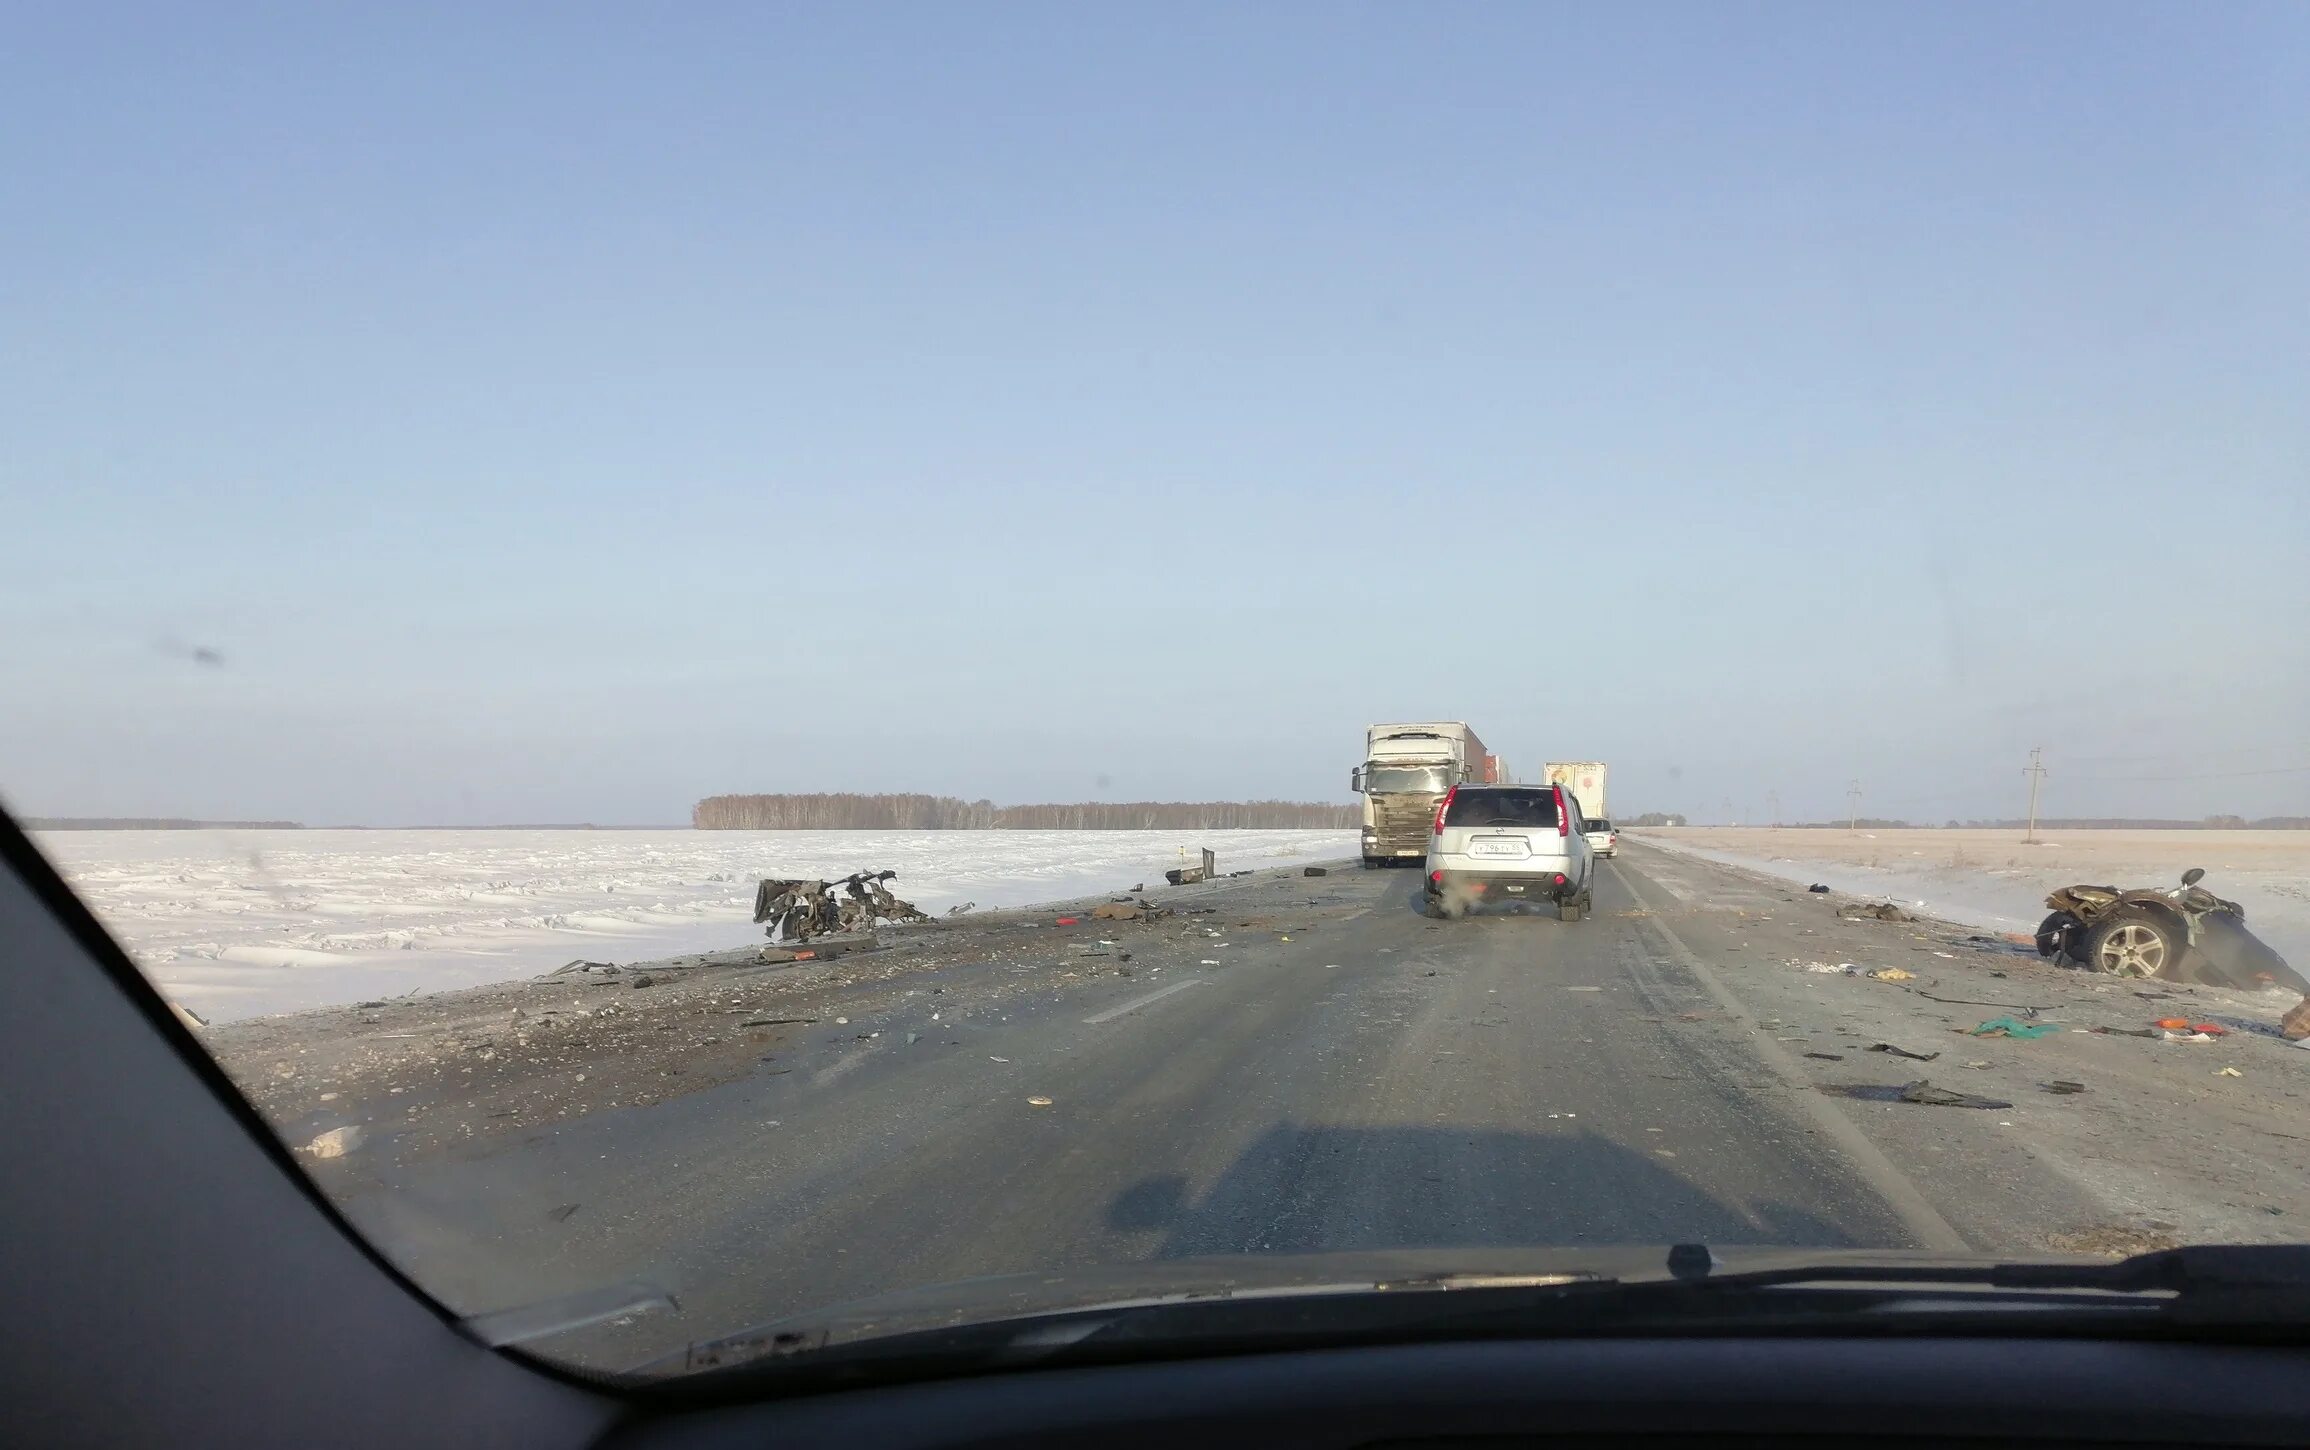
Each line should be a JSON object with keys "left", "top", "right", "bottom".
{"left": 1354, "top": 723, "right": 1498, "bottom": 867}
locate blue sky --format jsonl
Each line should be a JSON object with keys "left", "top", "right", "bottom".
{"left": 4, "top": 3, "right": 2305, "bottom": 825}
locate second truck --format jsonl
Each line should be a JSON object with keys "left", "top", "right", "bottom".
{"left": 1352, "top": 722, "right": 1501, "bottom": 867}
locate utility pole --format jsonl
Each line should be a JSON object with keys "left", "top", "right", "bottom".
{"left": 2024, "top": 747, "right": 2047, "bottom": 844}
{"left": 1723, "top": 797, "right": 1736, "bottom": 827}
{"left": 1768, "top": 791, "right": 1781, "bottom": 827}
{"left": 1847, "top": 781, "right": 1863, "bottom": 834}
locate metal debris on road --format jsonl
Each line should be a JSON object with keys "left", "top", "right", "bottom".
{"left": 1027, "top": 1096, "right": 1053, "bottom": 1107}
{"left": 2216, "top": 1066, "right": 2243, "bottom": 1077}
{"left": 753, "top": 870, "right": 930, "bottom": 943}
{"left": 1869, "top": 1042, "right": 1940, "bottom": 1062}
{"left": 1900, "top": 1080, "right": 2013, "bottom": 1110}
{"left": 1867, "top": 967, "right": 1916, "bottom": 982}
{"left": 2041, "top": 1081, "right": 2087, "bottom": 1095}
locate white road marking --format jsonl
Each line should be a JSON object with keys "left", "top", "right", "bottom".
{"left": 1083, "top": 977, "right": 1206, "bottom": 1024}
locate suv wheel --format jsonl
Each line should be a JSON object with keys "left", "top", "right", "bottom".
{"left": 2085, "top": 908, "right": 2180, "bottom": 978}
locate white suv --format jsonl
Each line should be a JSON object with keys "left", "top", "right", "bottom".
{"left": 1423, "top": 784, "right": 1597, "bottom": 921}
{"left": 1584, "top": 818, "right": 1619, "bottom": 858}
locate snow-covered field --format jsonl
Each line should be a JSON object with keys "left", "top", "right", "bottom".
{"left": 34, "top": 828, "right": 1355, "bottom": 1022}
{"left": 1633, "top": 827, "right": 2310, "bottom": 977}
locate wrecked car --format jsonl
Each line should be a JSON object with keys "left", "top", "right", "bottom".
{"left": 2037, "top": 867, "right": 2307, "bottom": 1004}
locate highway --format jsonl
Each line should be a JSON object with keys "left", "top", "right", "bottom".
{"left": 269, "top": 841, "right": 2310, "bottom": 1374}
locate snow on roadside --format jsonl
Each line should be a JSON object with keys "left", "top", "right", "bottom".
{"left": 1633, "top": 832, "right": 2310, "bottom": 981}
{"left": 33, "top": 828, "right": 1354, "bottom": 1022}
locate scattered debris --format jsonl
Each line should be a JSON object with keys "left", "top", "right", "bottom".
{"left": 2046, "top": 1226, "right": 2181, "bottom": 1257}
{"left": 1808, "top": 884, "right": 1830, "bottom": 893}
{"left": 1801, "top": 961, "right": 1857, "bottom": 975}
{"left": 546, "top": 1203, "right": 580, "bottom": 1222}
{"left": 1090, "top": 901, "right": 1145, "bottom": 922}
{"left": 1303, "top": 866, "right": 1329, "bottom": 877}
{"left": 1867, "top": 967, "right": 1916, "bottom": 983}
{"left": 2041, "top": 1081, "right": 2087, "bottom": 1096}
{"left": 1165, "top": 849, "right": 1218, "bottom": 886}
{"left": 946, "top": 902, "right": 976, "bottom": 917}
{"left": 1839, "top": 902, "right": 1915, "bottom": 922}
{"left": 629, "top": 974, "right": 655, "bottom": 989}
{"left": 2284, "top": 998, "right": 2310, "bottom": 1041}
{"left": 1869, "top": 1042, "right": 1939, "bottom": 1062}
{"left": 1054, "top": 917, "right": 1082, "bottom": 927}
{"left": 1900, "top": 1080, "right": 2013, "bottom": 1110}
{"left": 2154, "top": 1018, "right": 2226, "bottom": 1035}
{"left": 1026, "top": 1096, "right": 1053, "bottom": 1107}
{"left": 1804, "top": 1052, "right": 1845, "bottom": 1061}
{"left": 553, "top": 960, "right": 617, "bottom": 976}
{"left": 1971, "top": 1016, "right": 2060, "bottom": 1040}
{"left": 304, "top": 1125, "right": 364, "bottom": 1158}
{"left": 753, "top": 870, "right": 929, "bottom": 942}
{"left": 1921, "top": 991, "right": 2052, "bottom": 1012}
{"left": 2216, "top": 1066, "right": 2243, "bottom": 1078}
{"left": 2092, "top": 1026, "right": 2158, "bottom": 1038}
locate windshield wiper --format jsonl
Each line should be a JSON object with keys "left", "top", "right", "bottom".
{"left": 633, "top": 1244, "right": 2310, "bottom": 1396}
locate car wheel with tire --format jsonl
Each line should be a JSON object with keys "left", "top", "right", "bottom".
{"left": 2084, "top": 908, "right": 2181, "bottom": 979}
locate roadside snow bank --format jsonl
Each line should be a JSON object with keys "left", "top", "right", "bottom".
{"left": 35, "top": 828, "right": 1354, "bottom": 1022}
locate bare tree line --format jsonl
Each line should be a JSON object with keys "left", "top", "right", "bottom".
{"left": 693, "top": 794, "right": 1358, "bottom": 830}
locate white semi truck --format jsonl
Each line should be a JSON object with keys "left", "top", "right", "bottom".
{"left": 1544, "top": 761, "right": 1609, "bottom": 824}
{"left": 1352, "top": 723, "right": 1501, "bottom": 867}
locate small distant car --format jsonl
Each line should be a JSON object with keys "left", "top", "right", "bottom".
{"left": 1584, "top": 818, "right": 1618, "bottom": 858}
{"left": 1423, "top": 784, "right": 1596, "bottom": 921}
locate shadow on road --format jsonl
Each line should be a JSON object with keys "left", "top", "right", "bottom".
{"left": 1107, "top": 1123, "right": 1863, "bottom": 1256}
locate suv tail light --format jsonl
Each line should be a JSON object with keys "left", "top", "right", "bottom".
{"left": 1554, "top": 784, "right": 1571, "bottom": 837}
{"left": 1433, "top": 786, "right": 1458, "bottom": 836}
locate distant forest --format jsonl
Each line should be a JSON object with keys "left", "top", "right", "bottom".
{"left": 694, "top": 794, "right": 1360, "bottom": 830}
{"left": 24, "top": 817, "right": 305, "bottom": 830}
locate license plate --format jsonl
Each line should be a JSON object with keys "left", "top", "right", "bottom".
{"left": 1469, "top": 839, "right": 1527, "bottom": 858}
{"left": 1503, "top": 883, "right": 1528, "bottom": 893}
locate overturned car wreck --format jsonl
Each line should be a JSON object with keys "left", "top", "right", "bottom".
{"left": 2037, "top": 866, "right": 2309, "bottom": 1037}
{"left": 752, "top": 869, "right": 932, "bottom": 943}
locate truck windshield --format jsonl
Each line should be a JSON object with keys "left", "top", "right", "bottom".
{"left": 1365, "top": 766, "right": 1451, "bottom": 794}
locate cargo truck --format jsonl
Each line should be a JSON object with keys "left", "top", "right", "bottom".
{"left": 1543, "top": 761, "right": 1608, "bottom": 824}
{"left": 1352, "top": 723, "right": 1501, "bottom": 867}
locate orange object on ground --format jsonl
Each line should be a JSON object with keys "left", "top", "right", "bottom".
{"left": 1054, "top": 916, "right": 1081, "bottom": 926}
{"left": 2154, "top": 1018, "right": 2192, "bottom": 1030}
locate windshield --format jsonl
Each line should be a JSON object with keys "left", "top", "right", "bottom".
{"left": 6, "top": 2, "right": 2307, "bottom": 1383}
{"left": 1364, "top": 766, "right": 1453, "bottom": 795}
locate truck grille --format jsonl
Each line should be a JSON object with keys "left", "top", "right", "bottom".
{"left": 1370, "top": 795, "right": 1441, "bottom": 845}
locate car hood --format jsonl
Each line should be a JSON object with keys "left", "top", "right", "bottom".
{"left": 619, "top": 1243, "right": 2121, "bottom": 1378}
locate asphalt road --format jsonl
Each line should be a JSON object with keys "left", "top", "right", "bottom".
{"left": 331, "top": 845, "right": 2019, "bottom": 1372}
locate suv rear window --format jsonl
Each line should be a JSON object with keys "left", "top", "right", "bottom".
{"left": 1443, "top": 788, "right": 1560, "bottom": 829}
